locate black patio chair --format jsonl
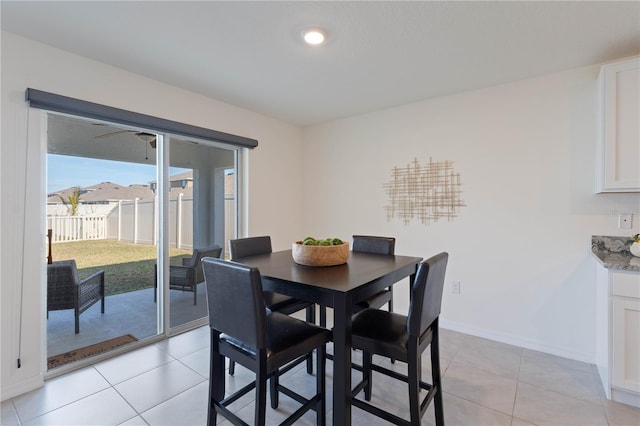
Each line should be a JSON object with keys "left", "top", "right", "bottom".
{"left": 154, "top": 245, "right": 222, "bottom": 305}
{"left": 47, "top": 259, "right": 105, "bottom": 334}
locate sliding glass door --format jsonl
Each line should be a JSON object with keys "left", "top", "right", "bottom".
{"left": 165, "top": 136, "right": 236, "bottom": 331}
{"left": 45, "top": 113, "right": 238, "bottom": 369}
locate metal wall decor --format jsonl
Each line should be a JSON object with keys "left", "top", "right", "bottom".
{"left": 383, "top": 157, "right": 465, "bottom": 225}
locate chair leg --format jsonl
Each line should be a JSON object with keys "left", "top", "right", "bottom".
{"left": 431, "top": 326, "right": 445, "bottom": 426}
{"left": 317, "top": 345, "right": 327, "bottom": 426}
{"left": 270, "top": 372, "right": 279, "bottom": 409}
{"left": 319, "top": 305, "right": 327, "bottom": 327}
{"left": 407, "top": 350, "right": 421, "bottom": 424}
{"left": 193, "top": 285, "right": 197, "bottom": 305}
{"left": 363, "top": 351, "right": 373, "bottom": 401}
{"left": 208, "top": 330, "right": 225, "bottom": 426}
{"left": 306, "top": 305, "right": 315, "bottom": 374}
{"left": 255, "top": 358, "right": 267, "bottom": 426}
{"left": 74, "top": 308, "right": 80, "bottom": 334}
{"left": 389, "top": 291, "right": 395, "bottom": 364}
{"left": 229, "top": 360, "right": 235, "bottom": 375}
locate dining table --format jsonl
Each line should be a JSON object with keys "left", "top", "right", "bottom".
{"left": 234, "top": 249, "right": 422, "bottom": 425}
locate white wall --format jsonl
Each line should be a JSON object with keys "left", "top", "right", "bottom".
{"left": 302, "top": 64, "right": 640, "bottom": 363}
{"left": 0, "top": 32, "right": 305, "bottom": 400}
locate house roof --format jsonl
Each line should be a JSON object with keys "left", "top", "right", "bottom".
{"left": 48, "top": 171, "right": 235, "bottom": 204}
{"left": 48, "top": 182, "right": 154, "bottom": 204}
{"left": 2, "top": 2, "right": 638, "bottom": 126}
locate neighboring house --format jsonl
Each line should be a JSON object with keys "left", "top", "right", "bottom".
{"left": 47, "top": 182, "right": 155, "bottom": 216}
{"left": 46, "top": 170, "right": 238, "bottom": 216}
{"left": 149, "top": 170, "right": 193, "bottom": 196}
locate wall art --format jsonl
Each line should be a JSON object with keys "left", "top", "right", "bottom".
{"left": 383, "top": 157, "right": 465, "bottom": 225}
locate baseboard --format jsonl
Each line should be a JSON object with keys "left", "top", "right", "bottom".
{"left": 0, "top": 374, "right": 44, "bottom": 402}
{"left": 611, "top": 387, "right": 640, "bottom": 408}
{"left": 439, "top": 319, "right": 595, "bottom": 364}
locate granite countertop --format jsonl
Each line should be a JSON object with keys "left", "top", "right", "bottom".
{"left": 592, "top": 235, "right": 640, "bottom": 272}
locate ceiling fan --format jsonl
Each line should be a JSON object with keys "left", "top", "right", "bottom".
{"left": 95, "top": 130, "right": 157, "bottom": 148}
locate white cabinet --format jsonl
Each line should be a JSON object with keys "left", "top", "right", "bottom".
{"left": 596, "top": 57, "right": 640, "bottom": 193}
{"left": 596, "top": 266, "right": 640, "bottom": 408}
{"left": 612, "top": 272, "right": 640, "bottom": 395}
{"left": 612, "top": 297, "right": 640, "bottom": 393}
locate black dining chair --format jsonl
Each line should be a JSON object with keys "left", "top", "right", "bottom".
{"left": 203, "top": 258, "right": 331, "bottom": 426}
{"left": 321, "top": 235, "right": 397, "bottom": 364}
{"left": 228, "top": 236, "right": 316, "bottom": 376}
{"left": 350, "top": 252, "right": 448, "bottom": 426}
{"left": 320, "top": 235, "right": 396, "bottom": 328}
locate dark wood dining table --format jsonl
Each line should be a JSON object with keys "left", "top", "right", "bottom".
{"left": 234, "top": 249, "right": 422, "bottom": 425}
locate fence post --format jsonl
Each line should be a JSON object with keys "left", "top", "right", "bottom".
{"left": 134, "top": 198, "right": 139, "bottom": 244}
{"left": 118, "top": 200, "right": 122, "bottom": 241}
{"left": 177, "top": 193, "right": 183, "bottom": 249}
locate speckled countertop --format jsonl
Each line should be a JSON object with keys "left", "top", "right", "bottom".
{"left": 592, "top": 235, "right": 640, "bottom": 272}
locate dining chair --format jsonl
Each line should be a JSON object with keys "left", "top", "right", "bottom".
{"left": 202, "top": 258, "right": 331, "bottom": 426}
{"left": 351, "top": 235, "right": 396, "bottom": 308}
{"left": 320, "top": 235, "right": 396, "bottom": 328}
{"left": 350, "top": 252, "right": 448, "bottom": 425}
{"left": 228, "top": 236, "right": 316, "bottom": 376}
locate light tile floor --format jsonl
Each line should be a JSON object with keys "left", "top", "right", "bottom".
{"left": 3, "top": 325, "right": 640, "bottom": 425}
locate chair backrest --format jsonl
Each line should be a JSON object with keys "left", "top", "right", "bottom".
{"left": 47, "top": 260, "right": 80, "bottom": 310}
{"left": 202, "top": 257, "right": 266, "bottom": 350}
{"left": 352, "top": 235, "right": 395, "bottom": 255}
{"left": 190, "top": 245, "right": 222, "bottom": 282}
{"left": 229, "top": 236, "right": 272, "bottom": 260}
{"left": 186, "top": 245, "right": 222, "bottom": 267}
{"left": 407, "top": 252, "right": 448, "bottom": 337}
{"left": 47, "top": 260, "right": 80, "bottom": 286}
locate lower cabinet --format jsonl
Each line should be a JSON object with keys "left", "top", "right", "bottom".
{"left": 612, "top": 296, "right": 640, "bottom": 394}
{"left": 596, "top": 266, "right": 640, "bottom": 407}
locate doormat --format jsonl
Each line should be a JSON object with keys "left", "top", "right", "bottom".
{"left": 48, "top": 334, "right": 138, "bottom": 370}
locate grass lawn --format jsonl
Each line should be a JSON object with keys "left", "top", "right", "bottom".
{"left": 51, "top": 240, "right": 192, "bottom": 295}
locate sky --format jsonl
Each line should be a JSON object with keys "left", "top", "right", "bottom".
{"left": 47, "top": 154, "right": 185, "bottom": 193}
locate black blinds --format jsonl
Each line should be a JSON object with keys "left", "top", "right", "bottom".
{"left": 25, "top": 88, "right": 258, "bottom": 149}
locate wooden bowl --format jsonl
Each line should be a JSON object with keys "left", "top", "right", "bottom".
{"left": 292, "top": 242, "right": 350, "bottom": 266}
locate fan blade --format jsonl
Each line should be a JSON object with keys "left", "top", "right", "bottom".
{"left": 95, "top": 130, "right": 135, "bottom": 139}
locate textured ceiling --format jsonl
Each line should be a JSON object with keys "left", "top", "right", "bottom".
{"left": 2, "top": 1, "right": 639, "bottom": 126}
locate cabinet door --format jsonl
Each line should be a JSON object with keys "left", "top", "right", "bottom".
{"left": 597, "top": 57, "right": 640, "bottom": 192}
{"left": 612, "top": 297, "right": 640, "bottom": 393}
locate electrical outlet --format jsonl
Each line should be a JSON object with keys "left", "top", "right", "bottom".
{"left": 618, "top": 213, "right": 632, "bottom": 229}
{"left": 450, "top": 280, "right": 461, "bottom": 294}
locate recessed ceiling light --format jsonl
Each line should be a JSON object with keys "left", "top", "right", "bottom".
{"left": 303, "top": 28, "right": 327, "bottom": 46}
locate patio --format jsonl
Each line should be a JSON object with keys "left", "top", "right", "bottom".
{"left": 47, "top": 284, "right": 208, "bottom": 359}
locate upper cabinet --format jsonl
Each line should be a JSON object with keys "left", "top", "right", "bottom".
{"left": 596, "top": 57, "right": 640, "bottom": 193}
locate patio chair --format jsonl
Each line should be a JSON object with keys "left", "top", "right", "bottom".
{"left": 155, "top": 245, "right": 223, "bottom": 305}
{"left": 47, "top": 260, "right": 105, "bottom": 334}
